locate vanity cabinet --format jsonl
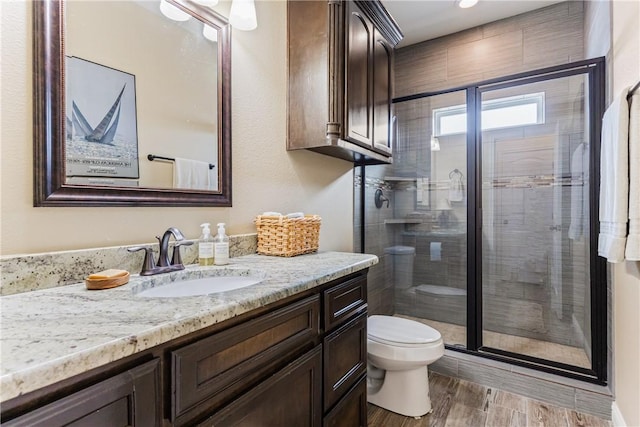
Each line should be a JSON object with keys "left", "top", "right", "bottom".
{"left": 323, "top": 376, "right": 367, "bottom": 427}
{"left": 287, "top": 0, "right": 402, "bottom": 165}
{"left": 1, "top": 271, "right": 369, "bottom": 426}
{"left": 3, "top": 359, "right": 161, "bottom": 427}
{"left": 321, "top": 272, "right": 368, "bottom": 424}
{"left": 201, "top": 346, "right": 323, "bottom": 427}
{"left": 172, "top": 295, "right": 321, "bottom": 426}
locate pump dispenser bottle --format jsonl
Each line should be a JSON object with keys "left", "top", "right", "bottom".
{"left": 199, "top": 223, "right": 214, "bottom": 266}
{"left": 214, "top": 223, "right": 230, "bottom": 265}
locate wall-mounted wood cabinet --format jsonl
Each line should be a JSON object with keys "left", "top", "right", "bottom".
{"left": 287, "top": 0, "right": 402, "bottom": 165}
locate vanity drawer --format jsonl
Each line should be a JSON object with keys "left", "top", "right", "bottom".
{"left": 172, "top": 295, "right": 320, "bottom": 426}
{"left": 323, "top": 374, "right": 367, "bottom": 427}
{"left": 323, "top": 274, "right": 367, "bottom": 331}
{"left": 323, "top": 311, "right": 367, "bottom": 411}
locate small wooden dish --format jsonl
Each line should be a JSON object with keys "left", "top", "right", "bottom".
{"left": 85, "top": 272, "right": 130, "bottom": 290}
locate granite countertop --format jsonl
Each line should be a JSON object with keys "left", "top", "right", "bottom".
{"left": 0, "top": 251, "right": 378, "bottom": 402}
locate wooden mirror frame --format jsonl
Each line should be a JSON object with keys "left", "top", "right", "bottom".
{"left": 33, "top": 0, "right": 232, "bottom": 207}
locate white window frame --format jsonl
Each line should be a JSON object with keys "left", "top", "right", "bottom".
{"left": 433, "top": 92, "right": 545, "bottom": 137}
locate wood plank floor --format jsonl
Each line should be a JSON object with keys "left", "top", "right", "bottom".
{"left": 367, "top": 372, "right": 611, "bottom": 427}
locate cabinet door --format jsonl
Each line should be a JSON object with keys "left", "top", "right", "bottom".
{"left": 323, "top": 374, "right": 367, "bottom": 427}
{"left": 4, "top": 359, "right": 161, "bottom": 427}
{"left": 323, "top": 312, "right": 367, "bottom": 411}
{"left": 345, "top": 2, "right": 373, "bottom": 147}
{"left": 373, "top": 30, "right": 393, "bottom": 155}
{"left": 172, "top": 295, "right": 319, "bottom": 425}
{"left": 201, "top": 346, "right": 323, "bottom": 427}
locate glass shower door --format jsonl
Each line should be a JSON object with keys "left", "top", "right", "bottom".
{"left": 479, "top": 74, "right": 592, "bottom": 368}
{"left": 391, "top": 90, "right": 468, "bottom": 348}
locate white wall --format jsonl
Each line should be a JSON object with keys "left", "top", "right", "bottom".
{"left": 0, "top": 1, "right": 354, "bottom": 255}
{"left": 585, "top": 1, "right": 640, "bottom": 424}
{"left": 607, "top": 1, "right": 640, "bottom": 426}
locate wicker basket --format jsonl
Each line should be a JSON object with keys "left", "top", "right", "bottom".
{"left": 255, "top": 214, "right": 321, "bottom": 257}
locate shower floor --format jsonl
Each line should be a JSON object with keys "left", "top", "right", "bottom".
{"left": 397, "top": 315, "right": 591, "bottom": 369}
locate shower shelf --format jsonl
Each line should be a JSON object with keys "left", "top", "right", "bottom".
{"left": 384, "top": 219, "right": 423, "bottom": 224}
{"left": 384, "top": 176, "right": 417, "bottom": 182}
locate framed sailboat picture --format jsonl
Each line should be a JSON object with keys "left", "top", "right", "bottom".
{"left": 65, "top": 57, "right": 139, "bottom": 183}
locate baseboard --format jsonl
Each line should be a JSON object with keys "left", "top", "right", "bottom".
{"left": 612, "top": 402, "right": 627, "bottom": 426}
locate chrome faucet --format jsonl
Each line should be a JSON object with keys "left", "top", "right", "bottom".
{"left": 128, "top": 227, "right": 193, "bottom": 276}
{"left": 157, "top": 227, "right": 186, "bottom": 267}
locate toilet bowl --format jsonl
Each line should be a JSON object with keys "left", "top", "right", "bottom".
{"left": 367, "top": 315, "right": 444, "bottom": 417}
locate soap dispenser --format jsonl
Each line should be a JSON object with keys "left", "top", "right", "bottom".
{"left": 214, "top": 223, "right": 230, "bottom": 265}
{"left": 199, "top": 223, "right": 214, "bottom": 266}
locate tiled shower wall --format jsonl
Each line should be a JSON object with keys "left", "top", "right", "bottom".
{"left": 354, "top": 2, "right": 614, "bottom": 416}
{"left": 357, "top": 1, "right": 587, "bottom": 316}
{"left": 394, "top": 1, "right": 585, "bottom": 97}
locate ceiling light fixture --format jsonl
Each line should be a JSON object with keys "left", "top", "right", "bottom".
{"left": 229, "top": 0, "right": 257, "bottom": 31}
{"left": 193, "top": 0, "right": 219, "bottom": 6}
{"left": 159, "top": 0, "right": 191, "bottom": 21}
{"left": 203, "top": 24, "right": 218, "bottom": 42}
{"left": 457, "top": 0, "right": 479, "bottom": 9}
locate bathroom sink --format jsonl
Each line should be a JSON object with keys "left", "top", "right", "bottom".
{"left": 135, "top": 275, "right": 263, "bottom": 298}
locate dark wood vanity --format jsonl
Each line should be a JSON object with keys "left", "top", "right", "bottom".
{"left": 287, "top": 0, "right": 403, "bottom": 165}
{"left": 1, "top": 270, "right": 369, "bottom": 426}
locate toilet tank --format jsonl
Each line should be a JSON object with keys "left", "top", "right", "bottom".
{"left": 384, "top": 246, "right": 415, "bottom": 289}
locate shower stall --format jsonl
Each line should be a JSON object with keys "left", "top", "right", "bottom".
{"left": 357, "top": 58, "right": 607, "bottom": 383}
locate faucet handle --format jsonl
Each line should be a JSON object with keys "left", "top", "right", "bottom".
{"left": 171, "top": 240, "right": 193, "bottom": 266}
{"left": 127, "top": 246, "right": 156, "bottom": 276}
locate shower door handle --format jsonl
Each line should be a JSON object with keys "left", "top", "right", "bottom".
{"left": 391, "top": 115, "right": 398, "bottom": 152}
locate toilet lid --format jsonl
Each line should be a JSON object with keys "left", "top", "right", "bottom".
{"left": 368, "top": 315, "right": 441, "bottom": 345}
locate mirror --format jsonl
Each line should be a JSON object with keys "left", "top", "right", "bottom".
{"left": 34, "top": 0, "right": 232, "bottom": 206}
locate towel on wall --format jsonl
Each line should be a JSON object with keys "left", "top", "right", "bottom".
{"left": 625, "top": 90, "right": 640, "bottom": 260}
{"left": 448, "top": 171, "right": 464, "bottom": 202}
{"left": 430, "top": 242, "right": 442, "bottom": 261}
{"left": 568, "top": 143, "right": 586, "bottom": 240}
{"left": 173, "top": 157, "right": 212, "bottom": 190}
{"left": 598, "top": 88, "right": 630, "bottom": 262}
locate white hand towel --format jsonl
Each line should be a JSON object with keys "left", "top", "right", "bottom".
{"left": 430, "top": 242, "right": 442, "bottom": 261}
{"left": 568, "top": 143, "right": 585, "bottom": 240}
{"left": 625, "top": 90, "right": 640, "bottom": 260}
{"left": 598, "top": 88, "right": 630, "bottom": 262}
{"left": 173, "top": 158, "right": 212, "bottom": 190}
{"left": 448, "top": 175, "right": 464, "bottom": 202}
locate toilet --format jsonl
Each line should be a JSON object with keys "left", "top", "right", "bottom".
{"left": 367, "top": 315, "right": 444, "bottom": 417}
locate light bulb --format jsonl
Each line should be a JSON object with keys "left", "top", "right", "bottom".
{"left": 193, "top": 0, "right": 219, "bottom": 7}
{"left": 229, "top": 0, "right": 257, "bottom": 31}
{"left": 203, "top": 24, "right": 218, "bottom": 42}
{"left": 457, "top": 0, "right": 478, "bottom": 8}
{"left": 159, "top": 0, "right": 191, "bottom": 21}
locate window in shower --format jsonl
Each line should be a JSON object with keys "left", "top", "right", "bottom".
{"left": 433, "top": 92, "right": 545, "bottom": 136}
{"left": 387, "top": 58, "right": 606, "bottom": 384}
